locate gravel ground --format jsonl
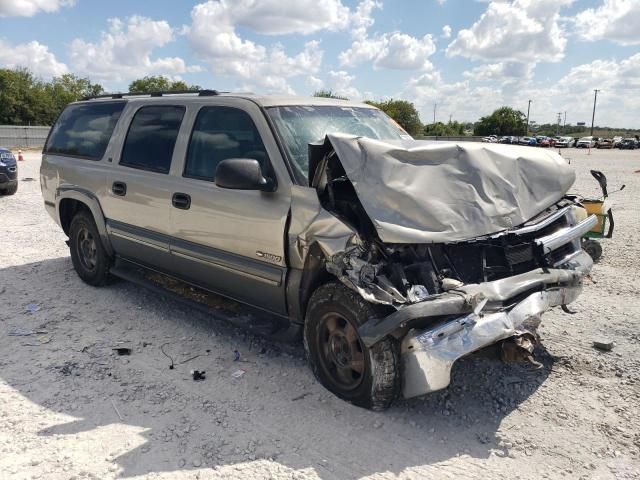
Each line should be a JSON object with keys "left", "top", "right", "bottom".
{"left": 1, "top": 149, "right": 639, "bottom": 480}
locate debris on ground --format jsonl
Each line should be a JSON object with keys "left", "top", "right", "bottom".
{"left": 231, "top": 369, "right": 246, "bottom": 379}
{"left": 593, "top": 339, "right": 615, "bottom": 351}
{"left": 24, "top": 303, "right": 41, "bottom": 313}
{"left": 233, "top": 349, "right": 241, "bottom": 361}
{"left": 112, "top": 347, "right": 132, "bottom": 356}
{"left": 8, "top": 326, "right": 47, "bottom": 336}
{"left": 191, "top": 370, "right": 206, "bottom": 381}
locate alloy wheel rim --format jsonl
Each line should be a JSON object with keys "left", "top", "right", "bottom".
{"left": 318, "top": 312, "right": 365, "bottom": 391}
{"left": 77, "top": 227, "right": 98, "bottom": 271}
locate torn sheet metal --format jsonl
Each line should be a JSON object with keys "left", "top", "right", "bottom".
{"left": 310, "top": 133, "right": 576, "bottom": 243}
{"left": 288, "top": 185, "right": 357, "bottom": 269}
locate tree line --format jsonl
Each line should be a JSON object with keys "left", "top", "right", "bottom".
{"left": 0, "top": 68, "right": 199, "bottom": 126}
{"left": 5, "top": 67, "right": 630, "bottom": 138}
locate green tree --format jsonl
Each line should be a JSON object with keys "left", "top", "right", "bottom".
{"left": 0, "top": 68, "right": 51, "bottom": 125}
{"left": 312, "top": 89, "right": 348, "bottom": 100}
{"left": 473, "top": 106, "right": 527, "bottom": 136}
{"left": 45, "top": 74, "right": 104, "bottom": 112}
{"left": 365, "top": 99, "right": 422, "bottom": 136}
{"left": 0, "top": 68, "right": 105, "bottom": 125}
{"left": 423, "top": 121, "right": 466, "bottom": 136}
{"left": 128, "top": 75, "right": 200, "bottom": 93}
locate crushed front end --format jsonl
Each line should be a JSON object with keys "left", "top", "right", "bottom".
{"left": 303, "top": 134, "right": 596, "bottom": 399}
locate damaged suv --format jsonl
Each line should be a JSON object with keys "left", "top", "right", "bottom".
{"left": 41, "top": 92, "right": 596, "bottom": 410}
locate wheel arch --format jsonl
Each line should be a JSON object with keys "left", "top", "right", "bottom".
{"left": 286, "top": 242, "right": 336, "bottom": 325}
{"left": 56, "top": 187, "right": 114, "bottom": 256}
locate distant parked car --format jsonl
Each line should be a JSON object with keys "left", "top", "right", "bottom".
{"left": 536, "top": 136, "right": 553, "bottom": 147}
{"left": 499, "top": 136, "right": 517, "bottom": 144}
{"left": 555, "top": 137, "right": 575, "bottom": 148}
{"left": 612, "top": 136, "right": 623, "bottom": 147}
{"left": 576, "top": 136, "right": 596, "bottom": 148}
{"left": 482, "top": 135, "right": 498, "bottom": 143}
{"left": 618, "top": 138, "right": 637, "bottom": 150}
{"left": 596, "top": 139, "right": 613, "bottom": 149}
{"left": 0, "top": 147, "right": 18, "bottom": 196}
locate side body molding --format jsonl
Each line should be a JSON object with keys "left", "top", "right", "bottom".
{"left": 55, "top": 186, "right": 114, "bottom": 256}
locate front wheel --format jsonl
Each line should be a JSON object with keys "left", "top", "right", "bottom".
{"left": 0, "top": 183, "right": 17, "bottom": 195}
{"left": 304, "top": 282, "right": 400, "bottom": 410}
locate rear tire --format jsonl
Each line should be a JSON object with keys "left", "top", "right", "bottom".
{"left": 304, "top": 282, "right": 399, "bottom": 410}
{"left": 69, "top": 211, "right": 113, "bottom": 286}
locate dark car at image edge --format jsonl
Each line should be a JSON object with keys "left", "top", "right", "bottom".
{"left": 0, "top": 148, "right": 18, "bottom": 196}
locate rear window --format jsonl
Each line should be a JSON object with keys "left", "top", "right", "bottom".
{"left": 120, "top": 106, "right": 185, "bottom": 174}
{"left": 44, "top": 102, "right": 125, "bottom": 160}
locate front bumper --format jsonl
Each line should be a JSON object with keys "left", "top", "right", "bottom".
{"left": 398, "top": 249, "right": 592, "bottom": 398}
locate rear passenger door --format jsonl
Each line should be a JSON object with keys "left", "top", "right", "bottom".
{"left": 101, "top": 104, "right": 186, "bottom": 271}
{"left": 169, "top": 105, "right": 291, "bottom": 314}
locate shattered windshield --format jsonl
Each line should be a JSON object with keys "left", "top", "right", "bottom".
{"left": 266, "top": 105, "right": 408, "bottom": 177}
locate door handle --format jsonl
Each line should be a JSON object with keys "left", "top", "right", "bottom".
{"left": 172, "top": 192, "right": 191, "bottom": 210}
{"left": 112, "top": 181, "right": 127, "bottom": 196}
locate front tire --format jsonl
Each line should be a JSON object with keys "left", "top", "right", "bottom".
{"left": 69, "top": 211, "right": 113, "bottom": 286}
{"left": 304, "top": 282, "right": 400, "bottom": 410}
{"left": 0, "top": 183, "right": 17, "bottom": 195}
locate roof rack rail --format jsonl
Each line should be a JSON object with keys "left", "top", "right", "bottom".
{"left": 82, "top": 89, "right": 221, "bottom": 101}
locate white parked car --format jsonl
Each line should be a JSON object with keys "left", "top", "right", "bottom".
{"left": 576, "top": 136, "right": 596, "bottom": 148}
{"left": 555, "top": 137, "right": 575, "bottom": 148}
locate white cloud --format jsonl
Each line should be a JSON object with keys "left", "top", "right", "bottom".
{"left": 68, "top": 16, "right": 199, "bottom": 84}
{"left": 402, "top": 52, "right": 640, "bottom": 127}
{"left": 441, "top": 25, "right": 452, "bottom": 39}
{"left": 306, "top": 75, "right": 324, "bottom": 90}
{"left": 574, "top": 0, "right": 640, "bottom": 46}
{"left": 447, "top": 0, "right": 573, "bottom": 63}
{"left": 326, "top": 70, "right": 361, "bottom": 99}
{"left": 463, "top": 61, "right": 533, "bottom": 83}
{"left": 217, "top": 0, "right": 350, "bottom": 35}
{"left": 187, "top": 1, "right": 329, "bottom": 94}
{"left": 0, "top": 39, "right": 68, "bottom": 77}
{"left": 339, "top": 1, "right": 435, "bottom": 70}
{"left": 0, "top": 0, "right": 74, "bottom": 17}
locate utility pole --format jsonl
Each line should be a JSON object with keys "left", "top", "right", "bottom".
{"left": 433, "top": 102, "right": 437, "bottom": 124}
{"left": 526, "top": 100, "right": 532, "bottom": 136}
{"left": 591, "top": 89, "right": 600, "bottom": 136}
{"left": 557, "top": 112, "right": 562, "bottom": 135}
{"left": 563, "top": 111, "right": 567, "bottom": 132}
{"left": 449, "top": 113, "right": 452, "bottom": 124}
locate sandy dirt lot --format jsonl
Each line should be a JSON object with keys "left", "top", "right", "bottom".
{"left": 1, "top": 149, "right": 639, "bottom": 480}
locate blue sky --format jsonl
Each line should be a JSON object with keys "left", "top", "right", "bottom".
{"left": 1, "top": 0, "right": 639, "bottom": 127}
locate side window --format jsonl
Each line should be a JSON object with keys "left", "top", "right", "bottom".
{"left": 120, "top": 106, "right": 185, "bottom": 174}
{"left": 44, "top": 101, "right": 125, "bottom": 160}
{"left": 184, "top": 107, "right": 268, "bottom": 181}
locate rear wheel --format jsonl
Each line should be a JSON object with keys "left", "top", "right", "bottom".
{"left": 304, "top": 282, "right": 399, "bottom": 410}
{"left": 69, "top": 211, "right": 113, "bottom": 286}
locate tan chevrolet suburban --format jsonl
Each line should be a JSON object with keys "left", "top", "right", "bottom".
{"left": 41, "top": 90, "right": 596, "bottom": 410}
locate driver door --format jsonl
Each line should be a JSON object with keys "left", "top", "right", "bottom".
{"left": 168, "top": 105, "right": 291, "bottom": 314}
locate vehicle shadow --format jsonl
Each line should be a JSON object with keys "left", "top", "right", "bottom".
{"left": 0, "top": 257, "right": 553, "bottom": 479}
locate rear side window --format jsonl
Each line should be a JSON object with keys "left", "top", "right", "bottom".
{"left": 45, "top": 102, "right": 125, "bottom": 160}
{"left": 184, "top": 107, "right": 268, "bottom": 181}
{"left": 120, "top": 106, "right": 185, "bottom": 174}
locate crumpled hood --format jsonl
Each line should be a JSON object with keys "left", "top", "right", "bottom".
{"left": 311, "top": 133, "right": 576, "bottom": 243}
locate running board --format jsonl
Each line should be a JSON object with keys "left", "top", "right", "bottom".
{"left": 109, "top": 259, "right": 302, "bottom": 345}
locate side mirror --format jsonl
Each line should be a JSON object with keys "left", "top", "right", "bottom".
{"left": 215, "top": 158, "right": 275, "bottom": 192}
